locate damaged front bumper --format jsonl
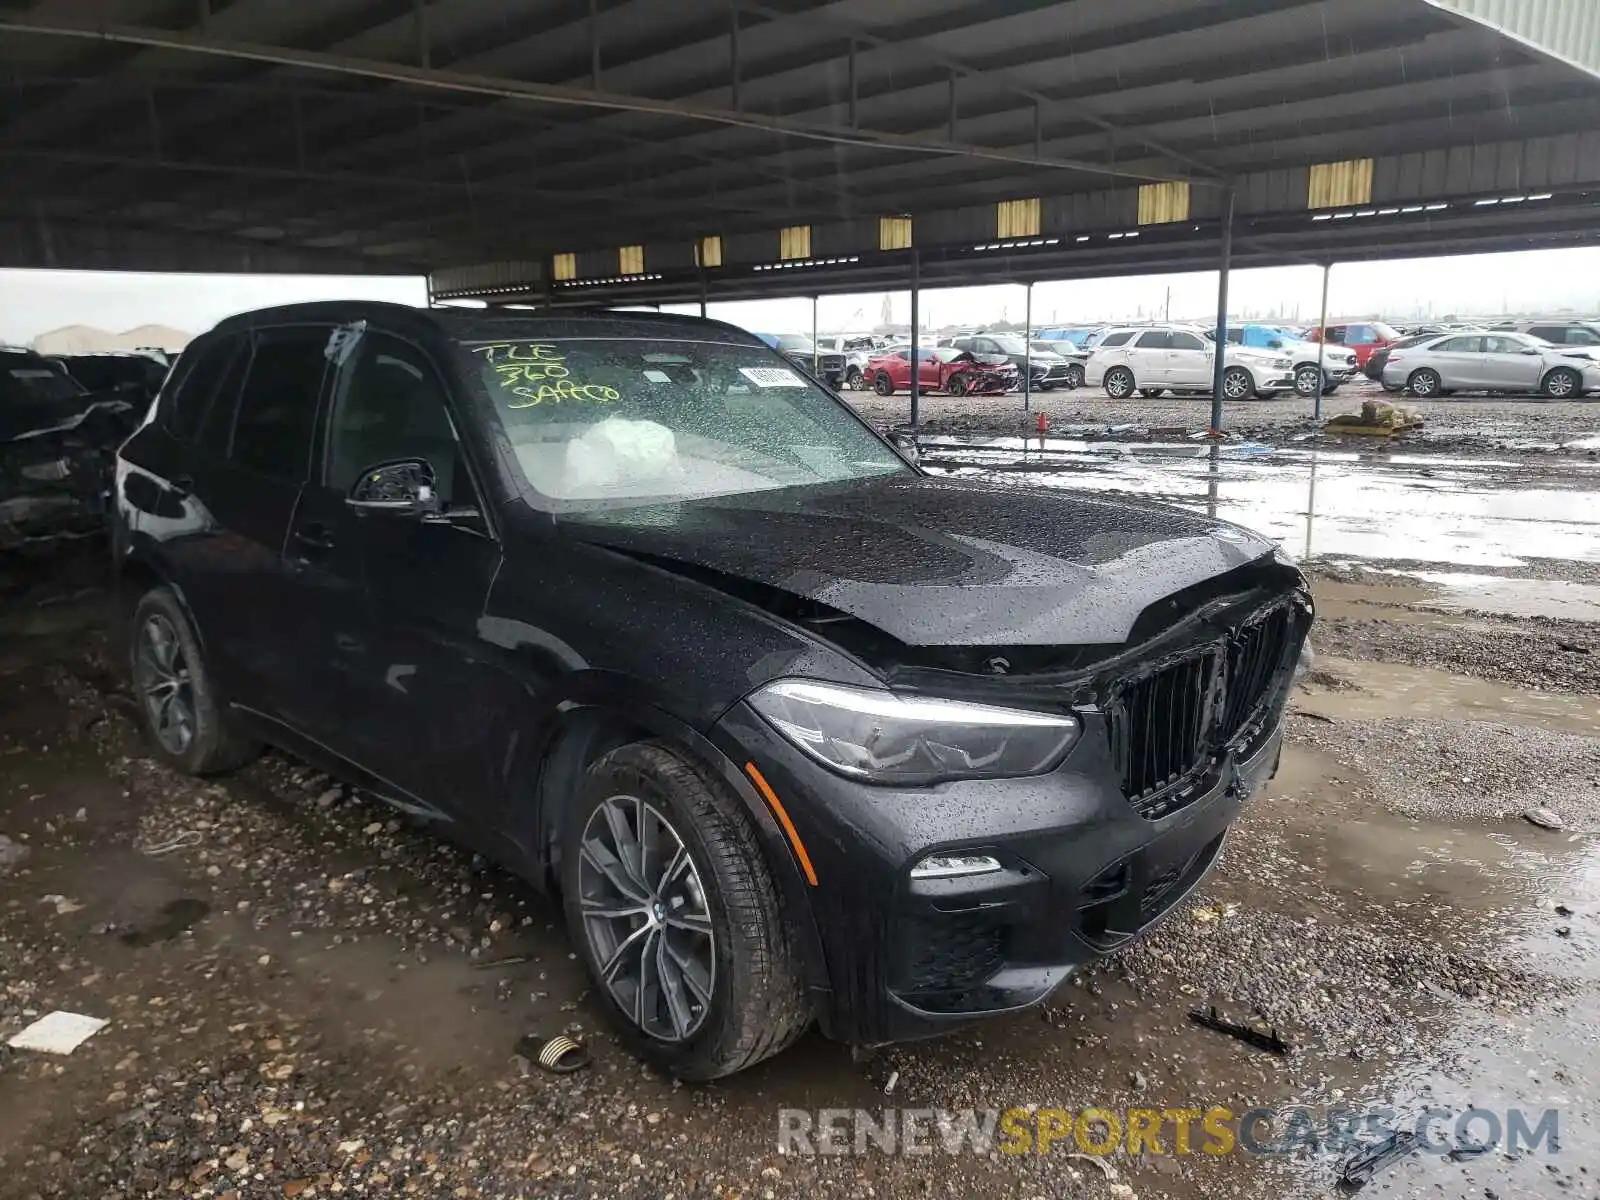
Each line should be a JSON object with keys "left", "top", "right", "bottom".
{"left": 1, "top": 405, "right": 132, "bottom": 548}
{"left": 714, "top": 696, "right": 1289, "bottom": 1047}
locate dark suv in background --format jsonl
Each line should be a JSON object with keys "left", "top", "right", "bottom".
{"left": 114, "top": 303, "right": 1310, "bottom": 1078}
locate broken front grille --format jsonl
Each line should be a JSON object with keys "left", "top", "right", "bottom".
{"left": 1220, "top": 604, "right": 1295, "bottom": 749}
{"left": 1111, "top": 652, "right": 1217, "bottom": 816}
{"left": 1110, "top": 599, "right": 1302, "bottom": 820}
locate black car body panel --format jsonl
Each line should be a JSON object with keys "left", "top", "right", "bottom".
{"left": 113, "top": 301, "right": 1310, "bottom": 1051}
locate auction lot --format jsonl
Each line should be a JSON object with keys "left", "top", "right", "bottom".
{"left": 3, "top": 400, "right": 1597, "bottom": 1200}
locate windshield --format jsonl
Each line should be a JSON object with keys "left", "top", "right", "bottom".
{"left": 468, "top": 338, "right": 908, "bottom": 508}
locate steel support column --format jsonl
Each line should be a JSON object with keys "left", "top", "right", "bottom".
{"left": 1209, "top": 186, "right": 1236, "bottom": 433}
{"left": 811, "top": 294, "right": 819, "bottom": 378}
{"left": 1313, "top": 261, "right": 1332, "bottom": 420}
{"left": 1023, "top": 280, "right": 1033, "bottom": 413}
{"left": 909, "top": 250, "right": 921, "bottom": 433}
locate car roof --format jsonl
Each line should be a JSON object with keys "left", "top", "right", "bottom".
{"left": 208, "top": 301, "right": 769, "bottom": 348}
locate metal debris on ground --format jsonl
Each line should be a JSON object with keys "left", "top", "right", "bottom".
{"left": 470, "top": 954, "right": 531, "bottom": 970}
{"left": 1337, "top": 1129, "right": 1418, "bottom": 1191}
{"left": 6, "top": 1011, "right": 109, "bottom": 1055}
{"left": 1188, "top": 1006, "right": 1291, "bottom": 1055}
{"left": 140, "top": 830, "right": 203, "bottom": 856}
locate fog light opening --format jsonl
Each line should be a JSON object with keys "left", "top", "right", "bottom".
{"left": 910, "top": 854, "right": 1002, "bottom": 880}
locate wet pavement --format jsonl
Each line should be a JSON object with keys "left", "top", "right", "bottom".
{"left": 2, "top": 452, "right": 1598, "bottom": 1200}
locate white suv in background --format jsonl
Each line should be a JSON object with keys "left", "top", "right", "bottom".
{"left": 1085, "top": 325, "right": 1296, "bottom": 400}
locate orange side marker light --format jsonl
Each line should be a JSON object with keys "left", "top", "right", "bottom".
{"left": 745, "top": 762, "right": 819, "bottom": 887}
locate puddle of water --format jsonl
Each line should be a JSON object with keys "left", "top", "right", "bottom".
{"left": 1298, "top": 658, "right": 1600, "bottom": 736}
{"left": 924, "top": 445, "right": 1600, "bottom": 567}
{"left": 1387, "top": 572, "right": 1600, "bottom": 623}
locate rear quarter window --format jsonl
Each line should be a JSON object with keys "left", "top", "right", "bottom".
{"left": 163, "top": 335, "right": 242, "bottom": 442}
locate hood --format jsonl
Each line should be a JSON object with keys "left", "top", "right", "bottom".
{"left": 560, "top": 474, "right": 1277, "bottom": 647}
{"left": 970, "top": 355, "right": 1017, "bottom": 369}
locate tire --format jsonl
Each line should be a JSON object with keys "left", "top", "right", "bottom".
{"left": 1406, "top": 368, "right": 1441, "bottom": 398}
{"left": 1543, "top": 367, "right": 1581, "bottom": 399}
{"left": 1138, "top": 388, "right": 1166, "bottom": 398}
{"left": 560, "top": 740, "right": 811, "bottom": 1080}
{"left": 1323, "top": 384, "right": 1341, "bottom": 396}
{"left": 872, "top": 372, "right": 894, "bottom": 397}
{"left": 1294, "top": 365, "right": 1323, "bottom": 397}
{"left": 128, "top": 586, "right": 260, "bottom": 775}
{"left": 1103, "top": 367, "right": 1135, "bottom": 399}
{"left": 1222, "top": 366, "right": 1255, "bottom": 400}
{"left": 1066, "top": 364, "right": 1085, "bottom": 389}
{"left": 845, "top": 367, "right": 863, "bottom": 391}
{"left": 946, "top": 374, "right": 969, "bottom": 397}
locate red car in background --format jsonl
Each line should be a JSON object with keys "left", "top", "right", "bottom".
{"left": 1307, "top": 321, "right": 1402, "bottom": 369}
{"left": 863, "top": 346, "right": 1018, "bottom": 396}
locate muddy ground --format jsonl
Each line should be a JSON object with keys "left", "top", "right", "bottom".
{"left": 3, "top": 450, "right": 1598, "bottom": 1199}
{"left": 845, "top": 376, "right": 1600, "bottom": 456}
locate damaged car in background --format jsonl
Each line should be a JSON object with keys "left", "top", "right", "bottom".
{"left": 114, "top": 303, "right": 1311, "bottom": 1080}
{"left": 3, "top": 345, "right": 140, "bottom": 548}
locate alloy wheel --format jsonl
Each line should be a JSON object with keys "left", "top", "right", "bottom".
{"left": 1295, "top": 366, "right": 1321, "bottom": 395}
{"left": 578, "top": 795, "right": 716, "bottom": 1042}
{"left": 1223, "top": 369, "right": 1251, "bottom": 399}
{"left": 133, "top": 613, "right": 195, "bottom": 755}
{"left": 1546, "top": 370, "right": 1576, "bottom": 398}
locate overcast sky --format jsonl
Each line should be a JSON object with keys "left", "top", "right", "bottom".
{"left": 4, "top": 246, "right": 1597, "bottom": 347}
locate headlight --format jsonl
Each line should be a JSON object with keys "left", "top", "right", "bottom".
{"left": 1272, "top": 357, "right": 1293, "bottom": 369}
{"left": 748, "top": 679, "right": 1080, "bottom": 784}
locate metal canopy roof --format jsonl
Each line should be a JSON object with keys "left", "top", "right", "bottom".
{"left": 3, "top": 0, "right": 1599, "bottom": 298}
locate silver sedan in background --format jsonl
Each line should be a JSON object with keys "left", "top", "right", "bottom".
{"left": 1382, "top": 330, "right": 1600, "bottom": 398}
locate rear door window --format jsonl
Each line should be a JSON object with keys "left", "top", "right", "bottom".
{"left": 1435, "top": 336, "right": 1482, "bottom": 353}
{"left": 164, "top": 335, "right": 242, "bottom": 442}
{"left": 227, "top": 327, "right": 329, "bottom": 481}
{"left": 1098, "top": 331, "right": 1135, "bottom": 348}
{"left": 1135, "top": 331, "right": 1171, "bottom": 349}
{"left": 1168, "top": 332, "right": 1205, "bottom": 351}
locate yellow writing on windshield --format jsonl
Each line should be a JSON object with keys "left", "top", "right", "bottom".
{"left": 470, "top": 342, "right": 621, "bottom": 408}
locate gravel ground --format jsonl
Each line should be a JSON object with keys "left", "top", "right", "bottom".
{"left": 1290, "top": 714, "right": 1600, "bottom": 826}
{"left": 843, "top": 379, "right": 1600, "bottom": 454}
{"left": 4, "top": 550, "right": 1599, "bottom": 1200}
{"left": 1311, "top": 615, "right": 1600, "bottom": 693}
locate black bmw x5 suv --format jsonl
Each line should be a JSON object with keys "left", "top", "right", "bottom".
{"left": 114, "top": 302, "right": 1310, "bottom": 1079}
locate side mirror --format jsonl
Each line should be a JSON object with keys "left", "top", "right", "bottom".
{"left": 1521, "top": 347, "right": 1542, "bottom": 355}
{"left": 1267, "top": 339, "right": 1284, "bottom": 349}
{"left": 347, "top": 458, "right": 442, "bottom": 518}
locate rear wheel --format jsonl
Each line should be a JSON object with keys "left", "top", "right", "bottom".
{"left": 128, "top": 587, "right": 260, "bottom": 775}
{"left": 1222, "top": 366, "right": 1255, "bottom": 400}
{"left": 845, "top": 366, "right": 864, "bottom": 391}
{"left": 561, "top": 741, "right": 811, "bottom": 1080}
{"left": 1406, "top": 368, "right": 1442, "bottom": 398}
{"left": 872, "top": 372, "right": 895, "bottom": 396}
{"left": 1103, "top": 367, "right": 1135, "bottom": 399}
{"left": 1543, "top": 367, "right": 1581, "bottom": 399}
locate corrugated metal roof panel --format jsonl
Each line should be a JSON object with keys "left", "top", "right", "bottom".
{"left": 1428, "top": 0, "right": 1600, "bottom": 79}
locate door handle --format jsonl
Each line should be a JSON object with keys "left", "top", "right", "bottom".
{"left": 292, "top": 524, "right": 335, "bottom": 554}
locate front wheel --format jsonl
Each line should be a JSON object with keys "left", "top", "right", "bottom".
{"left": 872, "top": 372, "right": 895, "bottom": 396}
{"left": 1406, "top": 368, "right": 1442, "bottom": 398}
{"left": 561, "top": 741, "right": 811, "bottom": 1080}
{"left": 1543, "top": 367, "right": 1581, "bottom": 399}
{"left": 128, "top": 586, "right": 260, "bottom": 775}
{"left": 1103, "top": 367, "right": 1135, "bottom": 399}
{"left": 1294, "top": 365, "right": 1323, "bottom": 396}
{"left": 946, "top": 374, "right": 969, "bottom": 397}
{"left": 1066, "top": 364, "right": 1085, "bottom": 389}
{"left": 1222, "top": 366, "right": 1255, "bottom": 400}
